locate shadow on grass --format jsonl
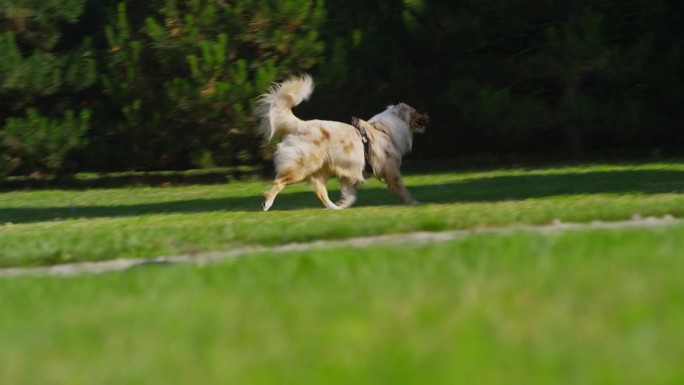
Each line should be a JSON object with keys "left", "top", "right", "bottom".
{"left": 0, "top": 168, "right": 258, "bottom": 191}
{"left": 4, "top": 169, "right": 684, "bottom": 224}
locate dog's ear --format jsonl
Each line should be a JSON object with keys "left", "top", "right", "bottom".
{"left": 392, "top": 103, "right": 413, "bottom": 122}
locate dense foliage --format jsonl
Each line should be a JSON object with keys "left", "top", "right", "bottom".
{"left": 1, "top": 0, "right": 683, "bottom": 177}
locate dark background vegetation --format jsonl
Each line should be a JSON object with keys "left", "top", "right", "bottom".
{"left": 1, "top": 0, "right": 683, "bottom": 179}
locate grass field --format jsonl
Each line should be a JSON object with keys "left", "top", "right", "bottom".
{"left": 2, "top": 162, "right": 684, "bottom": 267}
{"left": 2, "top": 162, "right": 684, "bottom": 384}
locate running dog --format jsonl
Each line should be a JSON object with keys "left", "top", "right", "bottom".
{"left": 257, "top": 74, "right": 428, "bottom": 211}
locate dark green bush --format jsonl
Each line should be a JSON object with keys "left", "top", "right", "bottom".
{"left": 1, "top": 0, "right": 683, "bottom": 180}
{"left": 2, "top": 109, "right": 90, "bottom": 175}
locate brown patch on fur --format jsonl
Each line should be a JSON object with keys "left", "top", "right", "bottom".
{"left": 319, "top": 126, "right": 331, "bottom": 140}
{"left": 308, "top": 154, "right": 321, "bottom": 164}
{"left": 342, "top": 143, "right": 355, "bottom": 154}
{"left": 313, "top": 139, "right": 322, "bottom": 146}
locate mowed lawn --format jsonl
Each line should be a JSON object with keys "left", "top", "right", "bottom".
{"left": 1, "top": 225, "right": 684, "bottom": 384}
{"left": 2, "top": 162, "right": 684, "bottom": 267}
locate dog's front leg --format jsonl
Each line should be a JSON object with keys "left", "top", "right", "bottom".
{"left": 384, "top": 164, "right": 419, "bottom": 206}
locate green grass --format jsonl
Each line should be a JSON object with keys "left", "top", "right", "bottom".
{"left": 2, "top": 224, "right": 683, "bottom": 384}
{"left": 3, "top": 162, "right": 684, "bottom": 384}
{"left": 2, "top": 162, "right": 684, "bottom": 266}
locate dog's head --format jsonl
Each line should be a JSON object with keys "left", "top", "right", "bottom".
{"left": 390, "top": 103, "right": 429, "bottom": 134}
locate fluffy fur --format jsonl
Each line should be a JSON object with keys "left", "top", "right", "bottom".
{"left": 257, "top": 74, "right": 428, "bottom": 211}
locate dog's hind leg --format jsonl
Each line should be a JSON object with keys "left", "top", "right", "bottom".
{"left": 336, "top": 177, "right": 359, "bottom": 208}
{"left": 309, "top": 173, "right": 342, "bottom": 210}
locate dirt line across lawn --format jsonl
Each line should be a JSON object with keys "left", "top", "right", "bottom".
{"left": 1, "top": 216, "right": 680, "bottom": 279}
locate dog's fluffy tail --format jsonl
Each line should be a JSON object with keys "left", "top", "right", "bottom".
{"left": 257, "top": 74, "right": 314, "bottom": 142}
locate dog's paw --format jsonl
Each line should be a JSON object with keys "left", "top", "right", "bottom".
{"left": 262, "top": 200, "right": 273, "bottom": 211}
{"left": 335, "top": 199, "right": 355, "bottom": 209}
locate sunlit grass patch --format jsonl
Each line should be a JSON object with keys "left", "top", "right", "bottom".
{"left": 2, "top": 162, "right": 684, "bottom": 267}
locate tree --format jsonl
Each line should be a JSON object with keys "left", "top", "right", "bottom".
{"left": 388, "top": 0, "right": 674, "bottom": 159}
{"left": 0, "top": 0, "right": 96, "bottom": 178}
{"left": 100, "top": 0, "right": 326, "bottom": 170}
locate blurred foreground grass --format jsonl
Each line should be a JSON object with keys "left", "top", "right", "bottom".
{"left": 1, "top": 224, "right": 683, "bottom": 384}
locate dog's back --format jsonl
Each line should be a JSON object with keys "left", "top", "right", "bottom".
{"left": 275, "top": 119, "right": 365, "bottom": 184}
